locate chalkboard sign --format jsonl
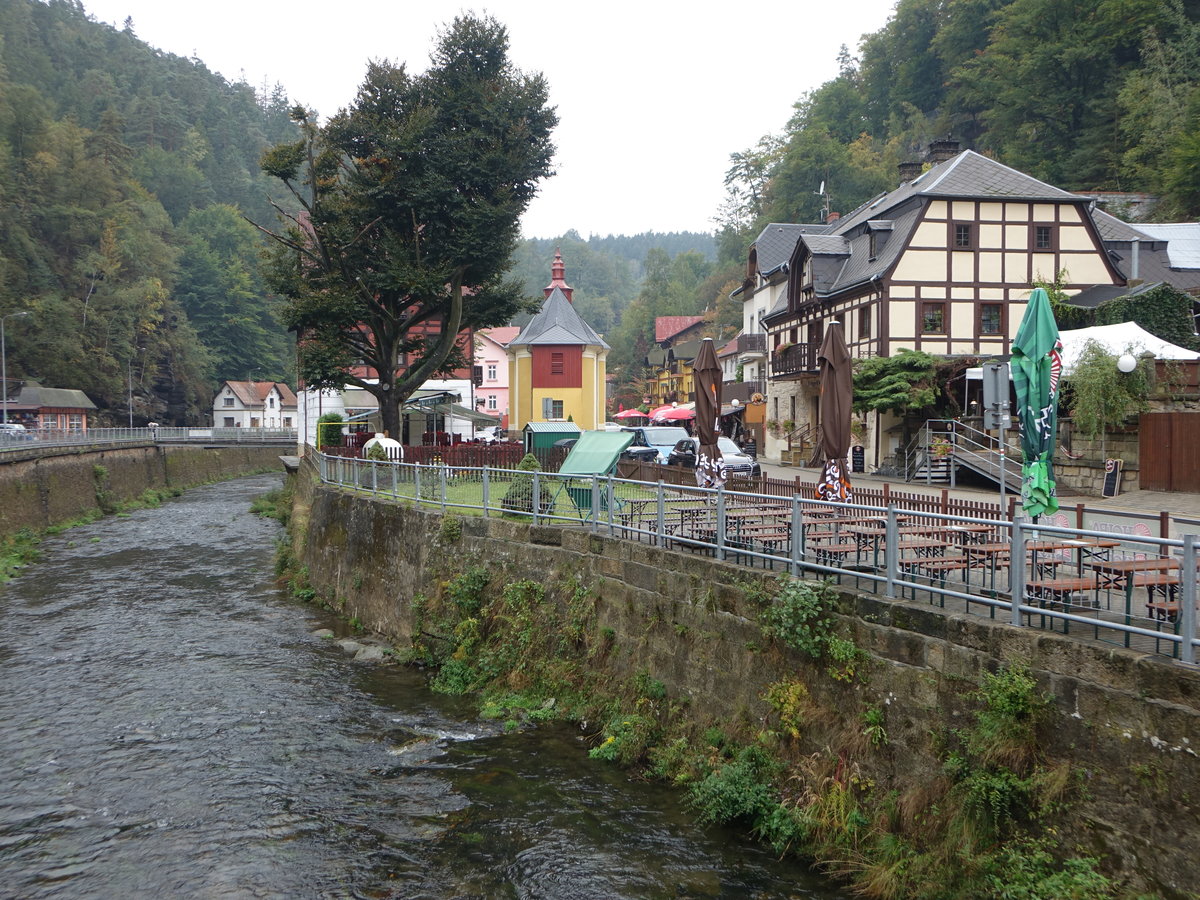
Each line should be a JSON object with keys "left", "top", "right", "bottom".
{"left": 852, "top": 445, "right": 865, "bottom": 473}
{"left": 1102, "top": 458, "right": 1123, "bottom": 498}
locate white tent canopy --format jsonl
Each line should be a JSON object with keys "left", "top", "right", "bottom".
{"left": 966, "top": 321, "right": 1200, "bottom": 380}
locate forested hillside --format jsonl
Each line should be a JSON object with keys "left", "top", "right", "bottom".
{"left": 719, "top": 0, "right": 1200, "bottom": 251}
{"left": 0, "top": 0, "right": 298, "bottom": 423}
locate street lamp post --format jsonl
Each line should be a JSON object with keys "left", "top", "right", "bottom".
{"left": 1, "top": 311, "right": 30, "bottom": 425}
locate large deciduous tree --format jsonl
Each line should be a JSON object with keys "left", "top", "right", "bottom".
{"left": 259, "top": 14, "right": 556, "bottom": 438}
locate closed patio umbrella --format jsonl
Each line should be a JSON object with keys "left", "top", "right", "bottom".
{"left": 1011, "top": 287, "right": 1063, "bottom": 519}
{"left": 816, "top": 322, "right": 853, "bottom": 503}
{"left": 692, "top": 338, "right": 725, "bottom": 488}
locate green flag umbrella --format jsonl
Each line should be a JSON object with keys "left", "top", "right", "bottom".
{"left": 1010, "top": 287, "right": 1064, "bottom": 519}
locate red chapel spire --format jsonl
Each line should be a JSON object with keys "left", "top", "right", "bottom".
{"left": 544, "top": 248, "right": 574, "bottom": 302}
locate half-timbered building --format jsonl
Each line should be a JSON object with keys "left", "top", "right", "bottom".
{"left": 760, "top": 144, "right": 1126, "bottom": 468}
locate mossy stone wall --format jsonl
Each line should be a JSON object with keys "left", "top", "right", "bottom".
{"left": 295, "top": 471, "right": 1200, "bottom": 898}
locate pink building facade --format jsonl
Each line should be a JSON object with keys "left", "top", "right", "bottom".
{"left": 476, "top": 326, "right": 519, "bottom": 429}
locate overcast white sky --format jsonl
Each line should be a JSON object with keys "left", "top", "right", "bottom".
{"left": 81, "top": 1, "right": 897, "bottom": 239}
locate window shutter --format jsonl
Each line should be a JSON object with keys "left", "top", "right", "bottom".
{"left": 542, "top": 397, "right": 554, "bottom": 419}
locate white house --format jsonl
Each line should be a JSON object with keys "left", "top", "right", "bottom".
{"left": 213, "top": 381, "right": 298, "bottom": 428}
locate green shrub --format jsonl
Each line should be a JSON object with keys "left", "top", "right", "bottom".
{"left": 758, "top": 578, "right": 837, "bottom": 658}
{"left": 446, "top": 566, "right": 490, "bottom": 615}
{"left": 983, "top": 838, "right": 1114, "bottom": 900}
{"left": 688, "top": 745, "right": 778, "bottom": 826}
{"left": 501, "top": 453, "right": 547, "bottom": 514}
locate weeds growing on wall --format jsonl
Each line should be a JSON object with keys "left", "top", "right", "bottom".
{"left": 0, "top": 528, "right": 40, "bottom": 582}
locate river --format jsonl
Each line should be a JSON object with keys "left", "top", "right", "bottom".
{"left": 0, "top": 474, "right": 847, "bottom": 899}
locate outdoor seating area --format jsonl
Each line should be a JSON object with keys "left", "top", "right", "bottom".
{"left": 314, "top": 447, "right": 1200, "bottom": 664}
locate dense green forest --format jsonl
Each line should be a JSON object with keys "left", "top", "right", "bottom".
{"left": 718, "top": 0, "right": 1200, "bottom": 249}
{"left": 0, "top": 0, "right": 299, "bottom": 422}
{"left": 2, "top": 0, "right": 1198, "bottom": 422}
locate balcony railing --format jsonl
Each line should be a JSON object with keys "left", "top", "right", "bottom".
{"left": 770, "top": 343, "right": 817, "bottom": 377}
{"left": 736, "top": 333, "right": 766, "bottom": 355}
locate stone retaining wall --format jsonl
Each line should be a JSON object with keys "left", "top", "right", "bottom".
{"left": 0, "top": 444, "right": 286, "bottom": 535}
{"left": 295, "top": 470, "right": 1200, "bottom": 898}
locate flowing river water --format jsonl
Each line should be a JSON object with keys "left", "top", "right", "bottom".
{"left": 0, "top": 474, "right": 848, "bottom": 899}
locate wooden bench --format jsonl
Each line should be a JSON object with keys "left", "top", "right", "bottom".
{"left": 1024, "top": 576, "right": 1098, "bottom": 607}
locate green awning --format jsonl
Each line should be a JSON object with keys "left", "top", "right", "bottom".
{"left": 558, "top": 430, "right": 634, "bottom": 477}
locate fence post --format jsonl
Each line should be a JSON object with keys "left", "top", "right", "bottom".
{"left": 532, "top": 472, "right": 541, "bottom": 525}
{"left": 371, "top": 462, "right": 378, "bottom": 494}
{"left": 716, "top": 483, "right": 726, "bottom": 562}
{"left": 885, "top": 504, "right": 898, "bottom": 599}
{"left": 440, "top": 463, "right": 447, "bottom": 512}
{"left": 1010, "top": 516, "right": 1026, "bottom": 627}
{"left": 591, "top": 474, "right": 600, "bottom": 534}
{"left": 482, "top": 466, "right": 490, "bottom": 516}
{"left": 1182, "top": 534, "right": 1196, "bottom": 665}
{"left": 656, "top": 480, "right": 666, "bottom": 547}
{"left": 606, "top": 472, "right": 616, "bottom": 535}
{"left": 790, "top": 495, "right": 802, "bottom": 577}
{"left": 414, "top": 465, "right": 422, "bottom": 505}
{"left": 391, "top": 462, "right": 398, "bottom": 499}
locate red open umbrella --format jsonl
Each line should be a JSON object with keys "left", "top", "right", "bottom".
{"left": 647, "top": 404, "right": 674, "bottom": 420}
{"left": 657, "top": 406, "right": 695, "bottom": 421}
{"left": 613, "top": 408, "right": 648, "bottom": 419}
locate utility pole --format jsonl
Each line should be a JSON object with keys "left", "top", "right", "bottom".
{"left": 1, "top": 311, "right": 30, "bottom": 425}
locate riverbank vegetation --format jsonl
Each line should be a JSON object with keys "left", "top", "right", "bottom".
{"left": 278, "top": 512, "right": 1123, "bottom": 899}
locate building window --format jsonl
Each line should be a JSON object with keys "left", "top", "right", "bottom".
{"left": 921, "top": 302, "right": 947, "bottom": 334}
{"left": 859, "top": 305, "right": 871, "bottom": 339}
{"left": 541, "top": 397, "right": 564, "bottom": 420}
{"left": 283, "top": 417, "right": 292, "bottom": 427}
{"left": 486, "top": 363, "right": 497, "bottom": 381}
{"left": 980, "top": 303, "right": 1004, "bottom": 335}
{"left": 952, "top": 223, "right": 974, "bottom": 250}
{"left": 551, "top": 352, "right": 564, "bottom": 375}
{"left": 487, "top": 395, "right": 498, "bottom": 411}
{"left": 68, "top": 414, "right": 82, "bottom": 431}
{"left": 223, "top": 397, "right": 235, "bottom": 407}
{"left": 1033, "top": 224, "right": 1055, "bottom": 251}
{"left": 869, "top": 231, "right": 878, "bottom": 259}
{"left": 224, "top": 417, "right": 236, "bottom": 427}
{"left": 269, "top": 397, "right": 275, "bottom": 408}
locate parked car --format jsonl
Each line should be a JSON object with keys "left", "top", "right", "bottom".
{"left": 0, "top": 422, "right": 34, "bottom": 442}
{"left": 620, "top": 445, "right": 659, "bottom": 463}
{"left": 620, "top": 425, "right": 691, "bottom": 463}
{"left": 476, "top": 425, "right": 505, "bottom": 443}
{"left": 667, "top": 436, "right": 762, "bottom": 478}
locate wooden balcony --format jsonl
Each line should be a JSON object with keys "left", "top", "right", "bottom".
{"left": 770, "top": 343, "right": 817, "bottom": 377}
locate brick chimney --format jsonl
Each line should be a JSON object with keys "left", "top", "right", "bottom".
{"left": 925, "top": 138, "right": 961, "bottom": 165}
{"left": 826, "top": 211, "right": 841, "bottom": 224}
{"left": 898, "top": 161, "right": 923, "bottom": 183}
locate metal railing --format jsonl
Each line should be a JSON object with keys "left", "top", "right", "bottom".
{"left": 0, "top": 426, "right": 298, "bottom": 452}
{"left": 312, "top": 449, "right": 1199, "bottom": 665}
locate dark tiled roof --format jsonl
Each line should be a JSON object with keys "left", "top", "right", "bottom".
{"left": 14, "top": 382, "right": 96, "bottom": 410}
{"left": 1092, "top": 209, "right": 1149, "bottom": 242}
{"left": 752, "top": 223, "right": 825, "bottom": 275}
{"left": 509, "top": 287, "right": 609, "bottom": 348}
{"left": 793, "top": 150, "right": 1091, "bottom": 299}
{"left": 1066, "top": 281, "right": 1162, "bottom": 309}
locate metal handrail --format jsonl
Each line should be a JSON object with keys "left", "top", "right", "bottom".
{"left": 309, "top": 449, "right": 1200, "bottom": 665}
